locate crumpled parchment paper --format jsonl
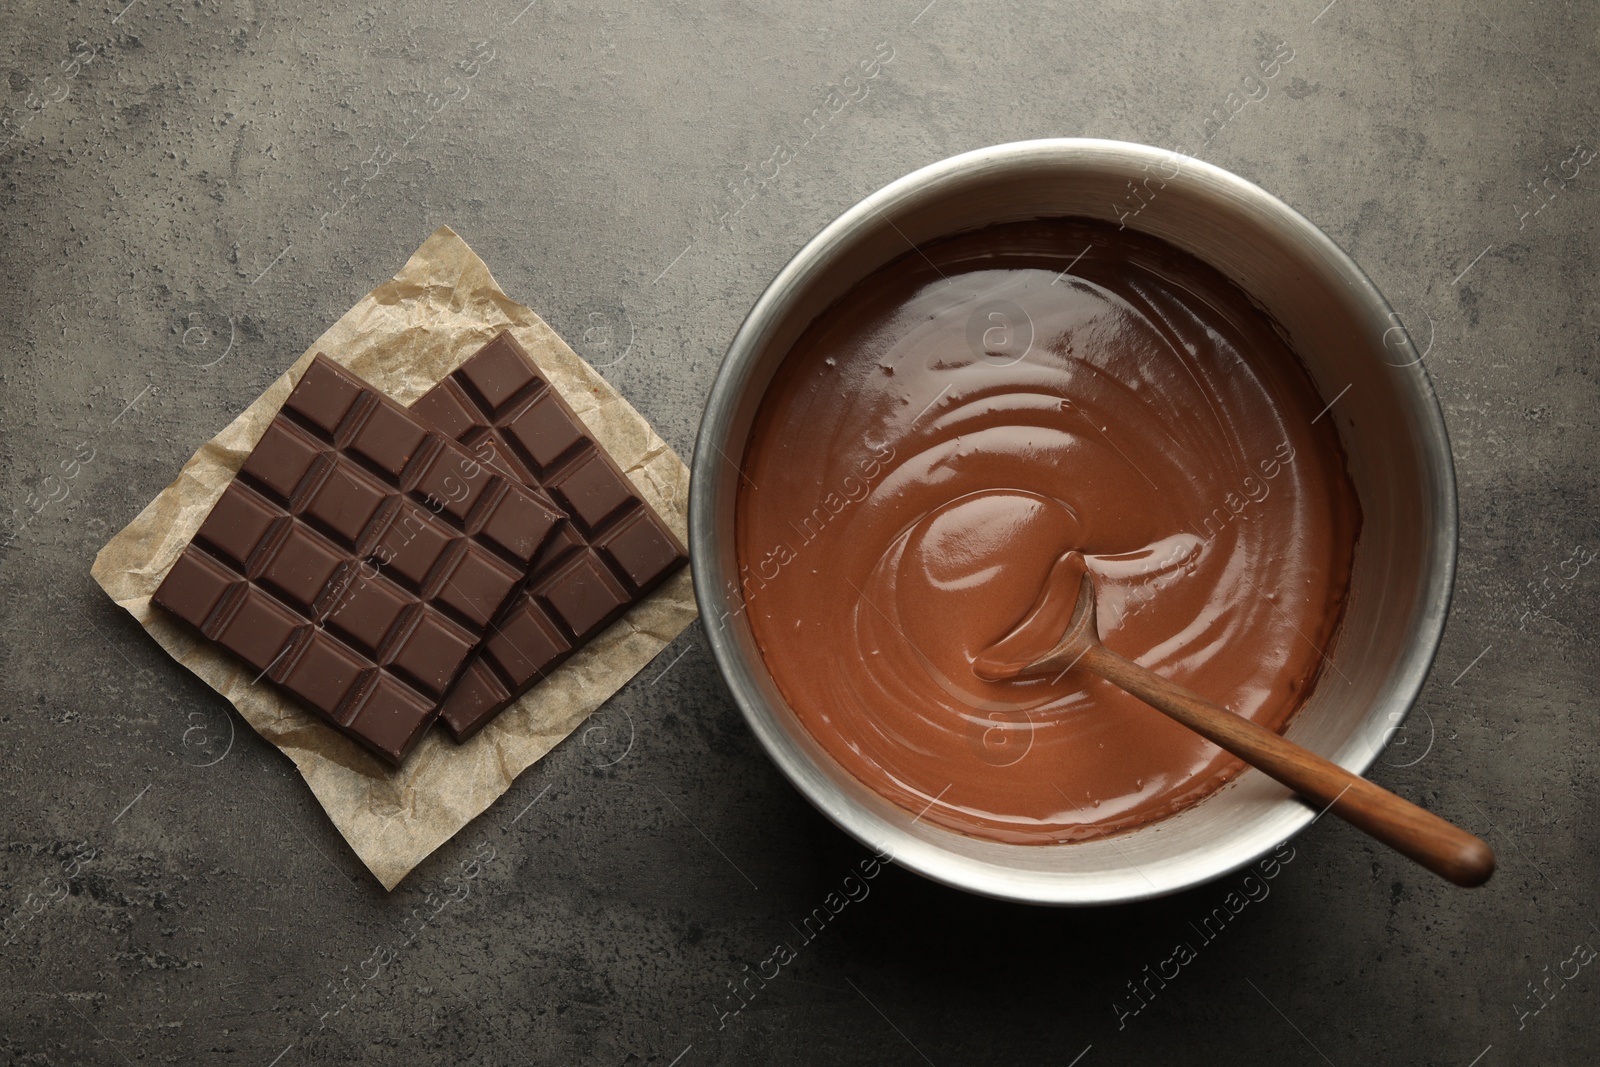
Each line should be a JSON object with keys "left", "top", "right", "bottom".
{"left": 91, "top": 225, "right": 697, "bottom": 890}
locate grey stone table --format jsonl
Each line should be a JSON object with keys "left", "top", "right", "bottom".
{"left": 2, "top": 1, "right": 1595, "bottom": 1063}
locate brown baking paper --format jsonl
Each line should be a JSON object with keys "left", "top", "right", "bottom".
{"left": 91, "top": 226, "right": 696, "bottom": 889}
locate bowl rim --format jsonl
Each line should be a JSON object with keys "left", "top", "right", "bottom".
{"left": 688, "top": 137, "right": 1458, "bottom": 905}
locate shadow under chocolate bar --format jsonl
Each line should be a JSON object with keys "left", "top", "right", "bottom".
{"left": 412, "top": 331, "right": 688, "bottom": 741}
{"left": 151, "top": 354, "right": 567, "bottom": 765}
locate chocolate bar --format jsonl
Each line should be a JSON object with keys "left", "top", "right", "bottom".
{"left": 152, "top": 354, "right": 567, "bottom": 764}
{"left": 411, "top": 332, "right": 688, "bottom": 741}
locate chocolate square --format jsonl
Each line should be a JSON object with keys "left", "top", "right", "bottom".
{"left": 432, "top": 542, "right": 521, "bottom": 629}
{"left": 322, "top": 570, "right": 411, "bottom": 656}
{"left": 241, "top": 421, "right": 323, "bottom": 503}
{"left": 550, "top": 451, "right": 633, "bottom": 532}
{"left": 386, "top": 609, "right": 477, "bottom": 698}
{"left": 343, "top": 675, "right": 436, "bottom": 765}
{"left": 484, "top": 599, "right": 571, "bottom": 687}
{"left": 414, "top": 447, "right": 491, "bottom": 523}
{"left": 437, "top": 662, "right": 505, "bottom": 734}
{"left": 302, "top": 459, "right": 390, "bottom": 549}
{"left": 196, "top": 483, "right": 280, "bottom": 568}
{"left": 540, "top": 551, "right": 632, "bottom": 638}
{"left": 478, "top": 484, "right": 563, "bottom": 564}
{"left": 410, "top": 385, "right": 480, "bottom": 442}
{"left": 598, "top": 510, "right": 684, "bottom": 589}
{"left": 505, "top": 391, "right": 584, "bottom": 472}
{"left": 349, "top": 401, "right": 430, "bottom": 478}
{"left": 278, "top": 630, "right": 367, "bottom": 718}
{"left": 259, "top": 525, "right": 345, "bottom": 613}
{"left": 456, "top": 333, "right": 539, "bottom": 413}
{"left": 285, "top": 356, "right": 365, "bottom": 434}
{"left": 212, "top": 587, "right": 302, "bottom": 673}
{"left": 373, "top": 503, "right": 455, "bottom": 591}
{"left": 155, "top": 551, "right": 237, "bottom": 627}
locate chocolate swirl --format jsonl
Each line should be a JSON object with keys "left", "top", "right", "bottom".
{"left": 737, "top": 219, "right": 1359, "bottom": 843}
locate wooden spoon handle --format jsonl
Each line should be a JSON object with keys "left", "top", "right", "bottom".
{"left": 1082, "top": 644, "right": 1495, "bottom": 887}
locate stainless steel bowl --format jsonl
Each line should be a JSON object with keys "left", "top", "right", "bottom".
{"left": 689, "top": 138, "right": 1455, "bottom": 905}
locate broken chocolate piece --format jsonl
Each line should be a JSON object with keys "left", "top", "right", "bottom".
{"left": 411, "top": 332, "right": 688, "bottom": 741}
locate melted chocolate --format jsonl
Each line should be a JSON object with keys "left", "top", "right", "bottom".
{"left": 735, "top": 219, "right": 1361, "bottom": 844}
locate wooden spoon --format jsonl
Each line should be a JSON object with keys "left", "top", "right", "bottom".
{"left": 973, "top": 557, "right": 1495, "bottom": 888}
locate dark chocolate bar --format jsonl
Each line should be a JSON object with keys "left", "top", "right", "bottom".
{"left": 152, "top": 354, "right": 567, "bottom": 764}
{"left": 411, "top": 331, "right": 688, "bottom": 741}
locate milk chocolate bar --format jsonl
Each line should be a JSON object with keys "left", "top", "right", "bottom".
{"left": 411, "top": 332, "right": 688, "bottom": 741}
{"left": 152, "top": 354, "right": 567, "bottom": 764}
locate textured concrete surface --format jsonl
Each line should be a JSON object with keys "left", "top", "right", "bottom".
{"left": 1, "top": 1, "right": 1596, "bottom": 1064}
